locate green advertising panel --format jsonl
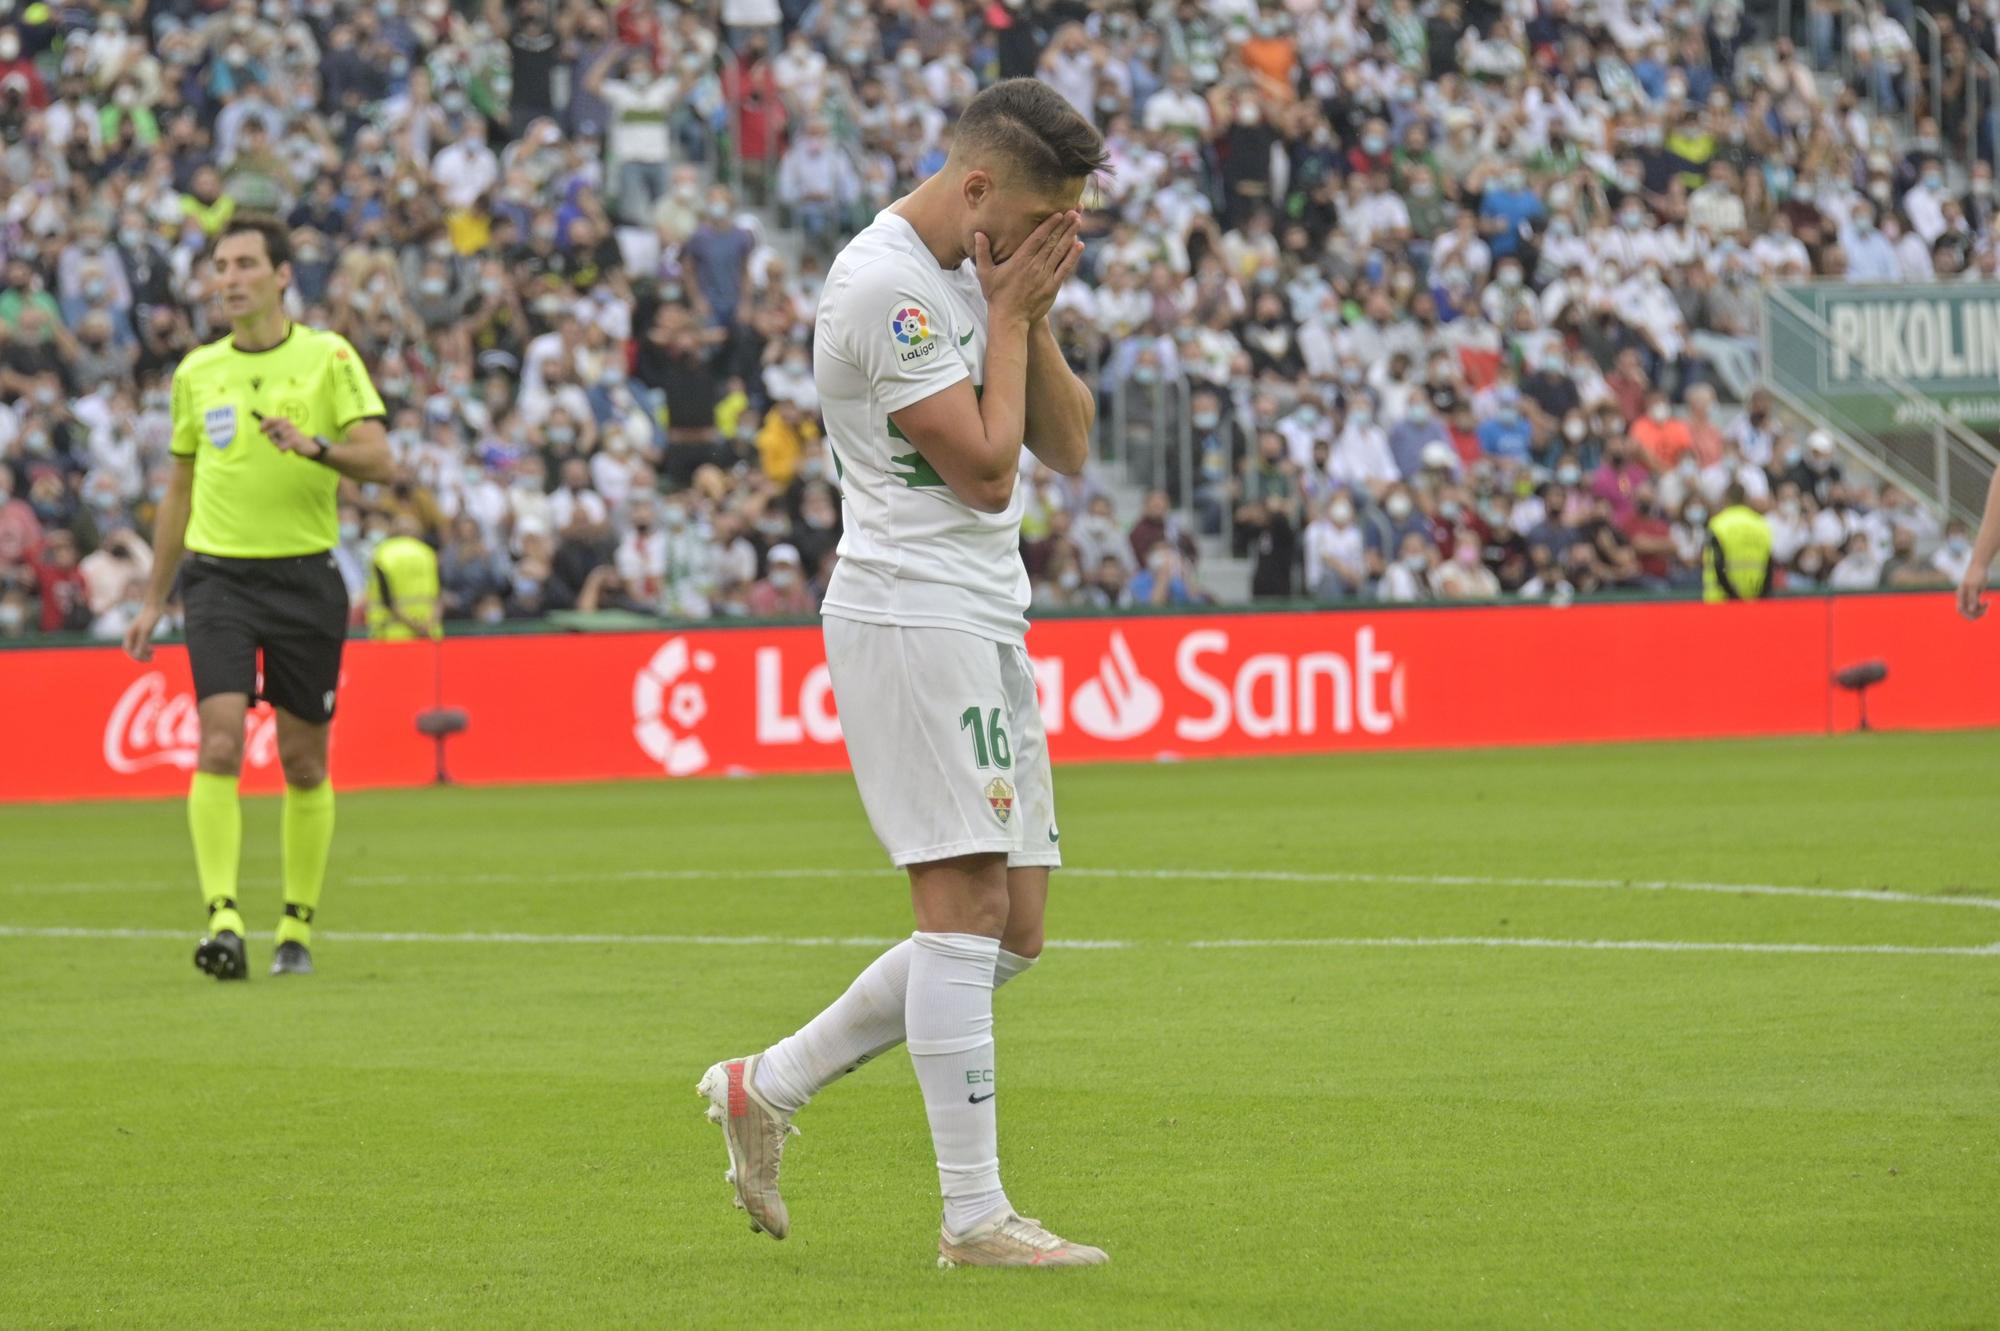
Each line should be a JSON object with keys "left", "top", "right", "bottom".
{"left": 1765, "top": 282, "right": 2000, "bottom": 434}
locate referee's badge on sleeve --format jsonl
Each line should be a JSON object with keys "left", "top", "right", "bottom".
{"left": 203, "top": 404, "right": 237, "bottom": 449}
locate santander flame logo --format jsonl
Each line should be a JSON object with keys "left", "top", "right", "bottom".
{"left": 105, "top": 673, "right": 279, "bottom": 774}
{"left": 1068, "top": 631, "right": 1165, "bottom": 741}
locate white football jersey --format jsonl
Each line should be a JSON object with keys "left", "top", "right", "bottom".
{"left": 814, "top": 209, "right": 1030, "bottom": 645}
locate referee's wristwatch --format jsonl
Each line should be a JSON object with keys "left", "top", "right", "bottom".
{"left": 305, "top": 436, "right": 333, "bottom": 463}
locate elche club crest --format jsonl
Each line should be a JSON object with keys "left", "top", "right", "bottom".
{"left": 984, "top": 777, "right": 1015, "bottom": 825}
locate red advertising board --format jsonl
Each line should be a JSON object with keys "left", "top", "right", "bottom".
{"left": 0, "top": 594, "right": 1991, "bottom": 804}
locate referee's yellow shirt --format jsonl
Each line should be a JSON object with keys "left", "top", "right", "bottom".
{"left": 169, "top": 323, "right": 386, "bottom": 558}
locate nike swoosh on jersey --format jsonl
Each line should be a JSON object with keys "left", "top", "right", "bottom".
{"left": 959, "top": 329, "right": 975, "bottom": 345}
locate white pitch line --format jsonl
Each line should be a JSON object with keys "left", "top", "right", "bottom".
{"left": 1188, "top": 936, "right": 2000, "bottom": 958}
{"left": 1069, "top": 868, "right": 2000, "bottom": 912}
{"left": 0, "top": 925, "right": 1991, "bottom": 958}
{"left": 12, "top": 864, "right": 1997, "bottom": 914}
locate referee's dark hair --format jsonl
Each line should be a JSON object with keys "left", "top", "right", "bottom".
{"left": 951, "top": 79, "right": 1109, "bottom": 192}
{"left": 211, "top": 213, "right": 294, "bottom": 269}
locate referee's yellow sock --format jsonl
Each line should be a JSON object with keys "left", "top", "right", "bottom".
{"left": 188, "top": 772, "right": 244, "bottom": 938}
{"left": 278, "top": 781, "right": 335, "bottom": 947}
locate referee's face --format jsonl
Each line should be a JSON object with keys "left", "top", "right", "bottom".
{"left": 212, "top": 231, "right": 291, "bottom": 323}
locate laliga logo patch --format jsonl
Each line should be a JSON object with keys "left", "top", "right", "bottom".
{"left": 891, "top": 305, "right": 938, "bottom": 363}
{"left": 891, "top": 305, "right": 930, "bottom": 345}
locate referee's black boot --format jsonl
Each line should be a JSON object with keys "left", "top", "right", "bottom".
{"left": 194, "top": 930, "right": 249, "bottom": 981}
{"left": 270, "top": 941, "right": 314, "bottom": 977}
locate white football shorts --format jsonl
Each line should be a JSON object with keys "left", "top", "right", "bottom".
{"left": 823, "top": 616, "right": 1061, "bottom": 869}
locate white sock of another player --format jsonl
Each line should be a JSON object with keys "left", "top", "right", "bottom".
{"left": 753, "top": 937, "right": 1037, "bottom": 1116}
{"left": 905, "top": 931, "right": 1010, "bottom": 1234}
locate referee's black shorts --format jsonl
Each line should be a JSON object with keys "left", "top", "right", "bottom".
{"left": 181, "top": 551, "right": 350, "bottom": 724}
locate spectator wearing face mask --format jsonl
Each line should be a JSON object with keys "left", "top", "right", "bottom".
{"left": 747, "top": 542, "right": 815, "bottom": 617}
{"left": 1433, "top": 528, "right": 1499, "bottom": 600}
{"left": 1841, "top": 202, "right": 1900, "bottom": 283}
{"left": 1475, "top": 388, "right": 1533, "bottom": 463}
{"left": 1826, "top": 530, "right": 1884, "bottom": 591}
{"left": 1304, "top": 493, "right": 1367, "bottom": 602}
{"left": 1630, "top": 390, "right": 1694, "bottom": 469}
{"left": 584, "top": 48, "right": 678, "bottom": 226}
{"left": 1329, "top": 398, "right": 1397, "bottom": 494}
{"left": 776, "top": 119, "right": 862, "bottom": 263}
{"left": 1189, "top": 389, "right": 1249, "bottom": 532}
{"left": 789, "top": 481, "right": 841, "bottom": 574}
{"left": 1377, "top": 530, "right": 1438, "bottom": 603}
{"left": 1932, "top": 520, "right": 1976, "bottom": 587}
{"left": 1787, "top": 430, "right": 1844, "bottom": 506}
{"left": 1386, "top": 401, "right": 1451, "bottom": 479}
{"left": 1480, "top": 257, "right": 1536, "bottom": 327}
{"left": 1123, "top": 539, "right": 1198, "bottom": 606}
{"left": 439, "top": 516, "right": 510, "bottom": 621}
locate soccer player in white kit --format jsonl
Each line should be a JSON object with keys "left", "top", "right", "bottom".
{"left": 699, "top": 80, "right": 1110, "bottom": 1268}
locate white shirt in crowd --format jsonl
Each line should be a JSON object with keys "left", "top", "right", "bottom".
{"left": 771, "top": 44, "right": 828, "bottom": 108}
{"left": 778, "top": 137, "right": 862, "bottom": 207}
{"left": 1303, "top": 516, "right": 1366, "bottom": 593}
{"left": 1767, "top": 503, "right": 1813, "bottom": 563}
{"left": 1143, "top": 86, "right": 1211, "bottom": 139}
{"left": 1750, "top": 230, "right": 1811, "bottom": 277}
{"left": 430, "top": 134, "right": 499, "bottom": 210}
{"left": 1329, "top": 417, "right": 1398, "bottom": 489}
{"left": 600, "top": 76, "right": 677, "bottom": 165}
{"left": 549, "top": 484, "right": 609, "bottom": 534}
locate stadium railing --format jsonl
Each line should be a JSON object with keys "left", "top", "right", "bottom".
{"left": 1760, "top": 281, "right": 2000, "bottom": 528}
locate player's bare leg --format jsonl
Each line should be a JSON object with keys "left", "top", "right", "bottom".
{"left": 1000, "top": 866, "right": 1047, "bottom": 961}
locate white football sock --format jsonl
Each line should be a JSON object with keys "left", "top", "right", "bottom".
{"left": 753, "top": 938, "right": 1037, "bottom": 1116}
{"left": 905, "top": 931, "right": 1008, "bottom": 1234}
{"left": 993, "top": 946, "right": 1037, "bottom": 988}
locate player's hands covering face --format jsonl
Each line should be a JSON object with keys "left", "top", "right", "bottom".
{"left": 975, "top": 210, "right": 1084, "bottom": 328}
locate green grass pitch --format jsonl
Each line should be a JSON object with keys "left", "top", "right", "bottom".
{"left": 2, "top": 732, "right": 1996, "bottom": 1329}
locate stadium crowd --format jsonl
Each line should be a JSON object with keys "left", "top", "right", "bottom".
{"left": 0, "top": 0, "right": 1986, "bottom": 641}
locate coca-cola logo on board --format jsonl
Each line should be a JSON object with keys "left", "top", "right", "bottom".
{"left": 105, "top": 673, "right": 278, "bottom": 774}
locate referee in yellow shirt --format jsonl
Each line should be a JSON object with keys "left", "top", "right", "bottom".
{"left": 123, "top": 215, "right": 393, "bottom": 981}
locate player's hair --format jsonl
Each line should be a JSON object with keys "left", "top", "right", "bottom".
{"left": 211, "top": 213, "right": 293, "bottom": 269}
{"left": 952, "top": 78, "right": 1109, "bottom": 192}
